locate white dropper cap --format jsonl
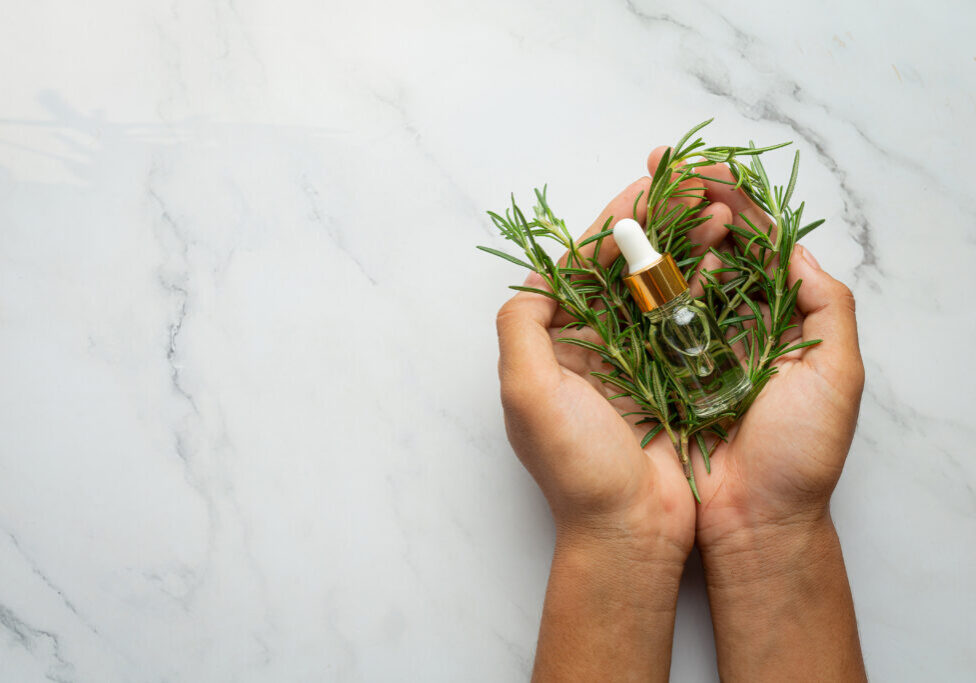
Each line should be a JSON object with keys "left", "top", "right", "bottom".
{"left": 613, "top": 218, "right": 660, "bottom": 273}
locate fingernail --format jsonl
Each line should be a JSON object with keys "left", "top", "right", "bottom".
{"left": 800, "top": 245, "right": 821, "bottom": 270}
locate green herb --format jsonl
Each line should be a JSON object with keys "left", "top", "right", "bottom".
{"left": 480, "top": 120, "right": 823, "bottom": 500}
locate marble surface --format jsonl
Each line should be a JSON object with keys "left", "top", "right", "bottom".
{"left": 1, "top": 1, "right": 974, "bottom": 680}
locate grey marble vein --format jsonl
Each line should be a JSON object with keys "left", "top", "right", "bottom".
{"left": 5, "top": 533, "right": 98, "bottom": 637}
{"left": 299, "top": 175, "right": 378, "bottom": 285}
{"left": 0, "top": 2, "right": 973, "bottom": 681}
{"left": 0, "top": 605, "right": 75, "bottom": 682}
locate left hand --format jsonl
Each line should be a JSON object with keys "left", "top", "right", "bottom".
{"left": 637, "top": 149, "right": 865, "bottom": 550}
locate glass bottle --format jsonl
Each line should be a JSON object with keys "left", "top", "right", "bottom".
{"left": 613, "top": 219, "right": 751, "bottom": 417}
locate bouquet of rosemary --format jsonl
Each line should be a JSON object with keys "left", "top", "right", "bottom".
{"left": 479, "top": 120, "right": 825, "bottom": 500}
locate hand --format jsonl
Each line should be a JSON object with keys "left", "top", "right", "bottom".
{"left": 645, "top": 150, "right": 865, "bottom": 548}
{"left": 496, "top": 176, "right": 731, "bottom": 681}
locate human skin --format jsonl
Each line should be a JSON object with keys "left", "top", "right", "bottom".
{"left": 651, "top": 148, "right": 868, "bottom": 682}
{"left": 495, "top": 150, "right": 866, "bottom": 681}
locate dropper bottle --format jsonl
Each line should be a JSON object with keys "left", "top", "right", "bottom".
{"left": 613, "top": 218, "right": 751, "bottom": 417}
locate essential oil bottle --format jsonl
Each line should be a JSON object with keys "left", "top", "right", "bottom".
{"left": 613, "top": 219, "right": 751, "bottom": 417}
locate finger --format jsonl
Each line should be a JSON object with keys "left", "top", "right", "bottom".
{"left": 687, "top": 202, "right": 731, "bottom": 297}
{"left": 693, "top": 161, "right": 769, "bottom": 231}
{"left": 496, "top": 271, "right": 563, "bottom": 406}
{"left": 647, "top": 146, "right": 734, "bottom": 259}
{"left": 772, "top": 307, "right": 805, "bottom": 363}
{"left": 687, "top": 201, "right": 732, "bottom": 257}
{"left": 646, "top": 146, "right": 707, "bottom": 210}
{"left": 788, "top": 245, "right": 864, "bottom": 391}
{"left": 551, "top": 325, "right": 611, "bottom": 392}
{"left": 776, "top": 312, "right": 804, "bottom": 352}
{"left": 717, "top": 299, "right": 768, "bottom": 364}
{"left": 694, "top": 160, "right": 782, "bottom": 273}
{"left": 552, "top": 177, "right": 652, "bottom": 328}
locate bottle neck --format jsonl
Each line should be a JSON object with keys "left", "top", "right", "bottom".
{"left": 643, "top": 290, "right": 692, "bottom": 323}
{"left": 621, "top": 252, "right": 689, "bottom": 313}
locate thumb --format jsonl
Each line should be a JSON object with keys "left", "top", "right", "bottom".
{"left": 496, "top": 271, "right": 562, "bottom": 406}
{"left": 788, "top": 245, "right": 864, "bottom": 394}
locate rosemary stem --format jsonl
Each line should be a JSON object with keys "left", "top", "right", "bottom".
{"left": 482, "top": 120, "right": 821, "bottom": 501}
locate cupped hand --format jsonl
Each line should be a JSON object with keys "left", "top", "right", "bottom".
{"left": 639, "top": 149, "right": 866, "bottom": 549}
{"left": 495, "top": 176, "right": 730, "bottom": 560}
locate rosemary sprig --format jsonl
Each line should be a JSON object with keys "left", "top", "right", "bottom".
{"left": 479, "top": 120, "right": 823, "bottom": 500}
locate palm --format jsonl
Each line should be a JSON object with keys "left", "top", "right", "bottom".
{"left": 688, "top": 160, "right": 863, "bottom": 538}
{"left": 531, "top": 160, "right": 755, "bottom": 534}
{"left": 694, "top": 353, "right": 858, "bottom": 534}
{"left": 549, "top": 329, "right": 697, "bottom": 541}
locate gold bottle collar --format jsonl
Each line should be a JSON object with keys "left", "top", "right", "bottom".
{"left": 622, "top": 253, "right": 688, "bottom": 312}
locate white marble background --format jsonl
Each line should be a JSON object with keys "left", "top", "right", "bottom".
{"left": 1, "top": 1, "right": 973, "bottom": 681}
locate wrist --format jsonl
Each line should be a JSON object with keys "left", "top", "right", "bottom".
{"left": 533, "top": 515, "right": 689, "bottom": 682}
{"left": 696, "top": 515, "right": 865, "bottom": 681}
{"left": 698, "top": 513, "right": 838, "bottom": 592}
{"left": 550, "top": 526, "right": 686, "bottom": 615}
{"left": 554, "top": 503, "right": 692, "bottom": 577}
{"left": 696, "top": 493, "right": 831, "bottom": 556}
{"left": 556, "top": 514, "right": 688, "bottom": 578}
